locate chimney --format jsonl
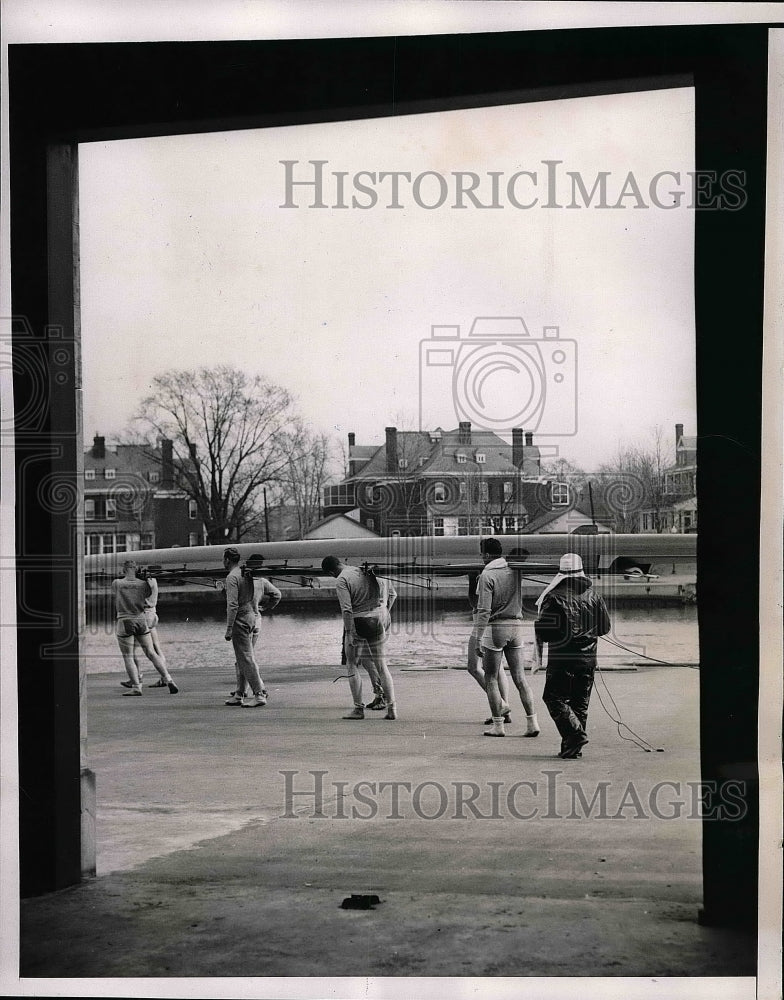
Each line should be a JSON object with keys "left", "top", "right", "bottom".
{"left": 385, "top": 426, "right": 398, "bottom": 473}
{"left": 348, "top": 432, "right": 355, "bottom": 448}
{"left": 512, "top": 428, "right": 524, "bottom": 467}
{"left": 525, "top": 431, "right": 534, "bottom": 446}
{"left": 675, "top": 423, "right": 683, "bottom": 448}
{"left": 161, "top": 438, "right": 174, "bottom": 489}
{"left": 458, "top": 421, "right": 471, "bottom": 445}
{"left": 92, "top": 434, "right": 105, "bottom": 459}
{"left": 188, "top": 442, "right": 199, "bottom": 465}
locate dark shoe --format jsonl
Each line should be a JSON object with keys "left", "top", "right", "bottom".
{"left": 523, "top": 728, "right": 540, "bottom": 738}
{"left": 167, "top": 681, "right": 179, "bottom": 695}
{"left": 560, "top": 734, "right": 589, "bottom": 759}
{"left": 484, "top": 711, "right": 512, "bottom": 725}
{"left": 383, "top": 706, "right": 397, "bottom": 720}
{"left": 366, "top": 695, "right": 386, "bottom": 710}
{"left": 120, "top": 679, "right": 134, "bottom": 688}
{"left": 484, "top": 731, "right": 505, "bottom": 737}
{"left": 343, "top": 706, "right": 365, "bottom": 720}
{"left": 148, "top": 679, "right": 168, "bottom": 688}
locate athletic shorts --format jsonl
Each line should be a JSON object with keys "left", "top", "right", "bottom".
{"left": 482, "top": 619, "right": 524, "bottom": 652}
{"left": 116, "top": 616, "right": 150, "bottom": 639}
{"left": 353, "top": 610, "right": 390, "bottom": 644}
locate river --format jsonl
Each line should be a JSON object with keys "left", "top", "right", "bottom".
{"left": 82, "top": 605, "right": 699, "bottom": 676}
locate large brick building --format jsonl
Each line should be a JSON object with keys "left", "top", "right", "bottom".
{"left": 83, "top": 435, "right": 202, "bottom": 555}
{"left": 323, "top": 423, "right": 571, "bottom": 537}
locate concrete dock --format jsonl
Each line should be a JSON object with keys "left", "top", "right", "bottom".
{"left": 18, "top": 660, "right": 755, "bottom": 986}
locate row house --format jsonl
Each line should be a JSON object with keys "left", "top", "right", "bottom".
{"left": 323, "top": 422, "right": 572, "bottom": 537}
{"left": 638, "top": 423, "right": 698, "bottom": 533}
{"left": 83, "top": 435, "right": 203, "bottom": 555}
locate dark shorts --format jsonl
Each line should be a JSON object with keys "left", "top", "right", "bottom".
{"left": 354, "top": 612, "right": 389, "bottom": 644}
{"left": 116, "top": 617, "right": 150, "bottom": 639}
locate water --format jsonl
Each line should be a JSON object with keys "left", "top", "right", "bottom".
{"left": 82, "top": 605, "right": 699, "bottom": 676}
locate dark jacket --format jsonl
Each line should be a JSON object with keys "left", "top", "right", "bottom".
{"left": 534, "top": 577, "right": 611, "bottom": 666}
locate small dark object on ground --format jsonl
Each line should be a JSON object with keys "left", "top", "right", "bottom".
{"left": 340, "top": 894, "right": 382, "bottom": 910}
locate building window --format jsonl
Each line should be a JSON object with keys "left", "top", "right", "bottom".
{"left": 102, "top": 533, "right": 115, "bottom": 552}
{"left": 503, "top": 481, "right": 513, "bottom": 502}
{"left": 398, "top": 458, "right": 408, "bottom": 470}
{"left": 88, "top": 533, "right": 100, "bottom": 555}
{"left": 365, "top": 484, "right": 374, "bottom": 502}
{"left": 434, "top": 482, "right": 446, "bottom": 503}
{"left": 323, "top": 484, "right": 356, "bottom": 508}
{"left": 105, "top": 468, "right": 116, "bottom": 480}
{"left": 106, "top": 498, "right": 116, "bottom": 520}
{"left": 115, "top": 534, "right": 128, "bottom": 553}
{"left": 84, "top": 499, "right": 95, "bottom": 521}
{"left": 391, "top": 530, "right": 401, "bottom": 538}
{"left": 188, "top": 500, "right": 198, "bottom": 520}
{"left": 456, "top": 452, "right": 466, "bottom": 464}
{"left": 479, "top": 481, "right": 489, "bottom": 503}
{"left": 551, "top": 483, "right": 569, "bottom": 506}
{"left": 189, "top": 532, "right": 199, "bottom": 546}
{"left": 432, "top": 517, "right": 444, "bottom": 536}
{"left": 457, "top": 517, "right": 469, "bottom": 536}
{"left": 475, "top": 453, "right": 486, "bottom": 463}
{"left": 503, "top": 516, "right": 518, "bottom": 533}
{"left": 84, "top": 468, "right": 95, "bottom": 481}
{"left": 459, "top": 481, "right": 467, "bottom": 501}
{"left": 141, "top": 532, "right": 154, "bottom": 549}
{"left": 149, "top": 470, "right": 160, "bottom": 483}
{"left": 366, "top": 518, "right": 375, "bottom": 531}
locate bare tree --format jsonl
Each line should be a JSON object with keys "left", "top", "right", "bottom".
{"left": 133, "top": 366, "right": 296, "bottom": 543}
{"left": 278, "top": 421, "right": 335, "bottom": 537}
{"left": 596, "top": 425, "right": 672, "bottom": 533}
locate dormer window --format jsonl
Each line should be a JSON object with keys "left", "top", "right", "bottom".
{"left": 434, "top": 482, "right": 446, "bottom": 503}
{"left": 398, "top": 458, "right": 408, "bottom": 470}
{"left": 149, "top": 470, "right": 160, "bottom": 483}
{"left": 551, "top": 482, "right": 569, "bottom": 506}
{"left": 84, "top": 469, "right": 95, "bottom": 481}
{"left": 105, "top": 468, "right": 116, "bottom": 479}
{"left": 456, "top": 453, "right": 467, "bottom": 464}
{"left": 476, "top": 453, "right": 486, "bottom": 464}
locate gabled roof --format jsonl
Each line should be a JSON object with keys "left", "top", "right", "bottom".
{"left": 344, "top": 427, "right": 542, "bottom": 481}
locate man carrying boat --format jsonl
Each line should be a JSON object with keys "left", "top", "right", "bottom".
{"left": 474, "top": 537, "right": 540, "bottom": 738}
{"left": 321, "top": 556, "right": 398, "bottom": 721}
{"left": 223, "top": 547, "right": 281, "bottom": 708}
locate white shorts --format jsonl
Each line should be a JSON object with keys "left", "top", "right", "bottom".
{"left": 482, "top": 620, "right": 525, "bottom": 652}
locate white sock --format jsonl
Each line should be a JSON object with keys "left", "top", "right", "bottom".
{"left": 526, "top": 713, "right": 540, "bottom": 733}
{"left": 492, "top": 716, "right": 505, "bottom": 736}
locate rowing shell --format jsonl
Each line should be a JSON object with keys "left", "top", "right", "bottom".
{"left": 84, "top": 532, "right": 696, "bottom": 584}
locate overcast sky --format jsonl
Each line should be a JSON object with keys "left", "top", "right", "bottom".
{"left": 79, "top": 86, "right": 696, "bottom": 471}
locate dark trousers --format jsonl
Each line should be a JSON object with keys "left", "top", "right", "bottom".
{"left": 542, "top": 660, "right": 595, "bottom": 749}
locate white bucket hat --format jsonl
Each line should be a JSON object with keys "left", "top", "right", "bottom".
{"left": 535, "top": 552, "right": 587, "bottom": 611}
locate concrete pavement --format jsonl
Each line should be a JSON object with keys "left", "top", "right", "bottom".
{"left": 19, "top": 661, "right": 756, "bottom": 982}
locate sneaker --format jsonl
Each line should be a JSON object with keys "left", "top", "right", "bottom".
{"left": 120, "top": 679, "right": 134, "bottom": 688}
{"left": 484, "top": 711, "right": 512, "bottom": 725}
{"left": 148, "top": 679, "right": 168, "bottom": 688}
{"left": 523, "top": 728, "right": 540, "bottom": 738}
{"left": 167, "top": 681, "right": 179, "bottom": 695}
{"left": 383, "top": 706, "right": 397, "bottom": 721}
{"left": 483, "top": 730, "right": 505, "bottom": 737}
{"left": 224, "top": 694, "right": 244, "bottom": 706}
{"left": 343, "top": 706, "right": 365, "bottom": 720}
{"left": 366, "top": 694, "right": 386, "bottom": 710}
{"left": 122, "top": 687, "right": 142, "bottom": 697}
{"left": 242, "top": 693, "right": 267, "bottom": 707}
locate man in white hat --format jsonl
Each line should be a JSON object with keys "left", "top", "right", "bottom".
{"left": 534, "top": 552, "right": 611, "bottom": 759}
